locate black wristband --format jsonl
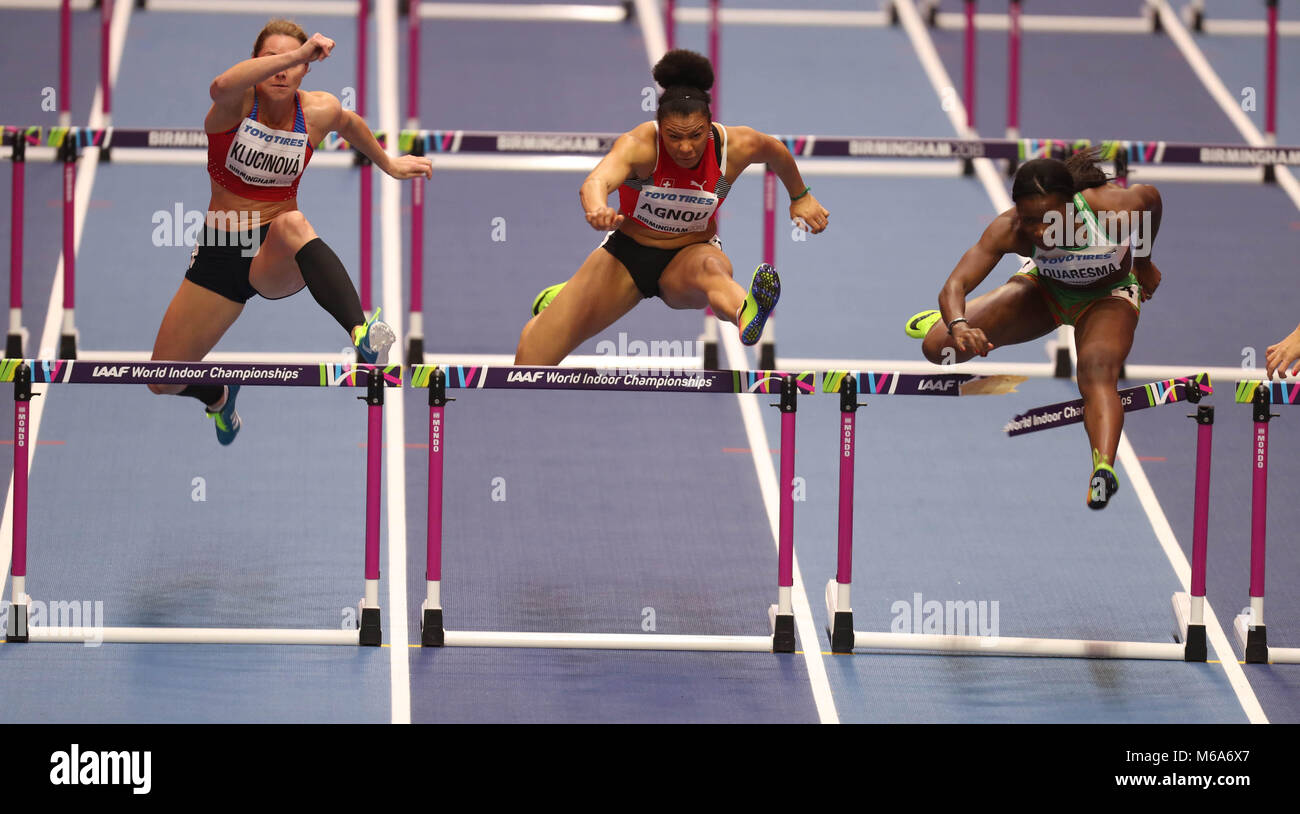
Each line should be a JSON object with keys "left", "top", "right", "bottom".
{"left": 947, "top": 318, "right": 969, "bottom": 335}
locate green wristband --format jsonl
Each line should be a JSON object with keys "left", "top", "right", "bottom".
{"left": 791, "top": 186, "right": 811, "bottom": 202}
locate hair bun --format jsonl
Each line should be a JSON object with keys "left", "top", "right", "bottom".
{"left": 653, "top": 49, "right": 715, "bottom": 93}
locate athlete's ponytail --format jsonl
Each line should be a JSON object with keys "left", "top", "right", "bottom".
{"left": 653, "top": 49, "right": 714, "bottom": 122}
{"left": 1012, "top": 149, "right": 1111, "bottom": 202}
{"left": 1062, "top": 146, "right": 1110, "bottom": 192}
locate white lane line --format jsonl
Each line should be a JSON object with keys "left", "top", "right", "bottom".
{"left": 632, "top": 0, "right": 666, "bottom": 75}
{"left": 635, "top": 0, "right": 839, "bottom": 724}
{"left": 895, "top": 0, "right": 1266, "bottom": 723}
{"left": 377, "top": 0, "right": 411, "bottom": 726}
{"left": 1154, "top": 0, "right": 1300, "bottom": 213}
{"left": 891, "top": 0, "right": 1073, "bottom": 393}
{"left": 721, "top": 331, "right": 840, "bottom": 724}
{"left": 1, "top": 0, "right": 132, "bottom": 609}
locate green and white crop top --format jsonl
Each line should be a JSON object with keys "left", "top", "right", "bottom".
{"left": 1030, "top": 192, "right": 1131, "bottom": 287}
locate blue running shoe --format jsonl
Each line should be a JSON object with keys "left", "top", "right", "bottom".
{"left": 354, "top": 308, "right": 396, "bottom": 365}
{"left": 206, "top": 385, "right": 241, "bottom": 446}
{"left": 739, "top": 264, "right": 780, "bottom": 346}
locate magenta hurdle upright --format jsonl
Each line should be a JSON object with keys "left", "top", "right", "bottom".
{"left": 1233, "top": 381, "right": 1300, "bottom": 664}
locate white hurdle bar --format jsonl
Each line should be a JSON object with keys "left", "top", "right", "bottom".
{"left": 26, "top": 627, "right": 360, "bottom": 645}
{"left": 442, "top": 630, "right": 775, "bottom": 652}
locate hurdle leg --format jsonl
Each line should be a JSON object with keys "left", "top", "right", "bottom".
{"left": 59, "top": 137, "right": 79, "bottom": 360}
{"left": 421, "top": 368, "right": 448, "bottom": 646}
{"left": 357, "top": 151, "right": 373, "bottom": 318}
{"left": 8, "top": 137, "right": 27, "bottom": 359}
{"left": 1172, "top": 404, "right": 1213, "bottom": 662}
{"left": 767, "top": 375, "right": 798, "bottom": 653}
{"left": 757, "top": 167, "right": 777, "bottom": 370}
{"left": 358, "top": 371, "right": 385, "bottom": 646}
{"left": 355, "top": 0, "right": 372, "bottom": 317}
{"left": 6, "top": 364, "right": 33, "bottom": 642}
{"left": 407, "top": 138, "right": 426, "bottom": 365}
{"left": 826, "top": 376, "right": 859, "bottom": 653}
{"left": 699, "top": 315, "right": 718, "bottom": 370}
{"left": 1236, "top": 386, "right": 1276, "bottom": 662}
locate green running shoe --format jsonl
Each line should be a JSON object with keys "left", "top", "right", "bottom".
{"left": 532, "top": 282, "right": 565, "bottom": 316}
{"left": 206, "top": 385, "right": 241, "bottom": 446}
{"left": 739, "top": 264, "right": 780, "bottom": 346}
{"left": 354, "top": 308, "right": 395, "bottom": 365}
{"left": 905, "top": 309, "right": 942, "bottom": 339}
{"left": 1087, "top": 449, "right": 1120, "bottom": 510}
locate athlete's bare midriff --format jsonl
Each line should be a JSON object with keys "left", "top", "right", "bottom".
{"left": 616, "top": 217, "right": 719, "bottom": 250}
{"left": 206, "top": 184, "right": 300, "bottom": 229}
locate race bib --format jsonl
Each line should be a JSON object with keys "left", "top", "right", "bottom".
{"left": 633, "top": 185, "right": 719, "bottom": 234}
{"left": 224, "top": 118, "right": 308, "bottom": 188}
{"left": 1033, "top": 250, "right": 1127, "bottom": 287}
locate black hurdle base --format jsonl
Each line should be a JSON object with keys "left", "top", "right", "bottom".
{"left": 5, "top": 333, "right": 22, "bottom": 359}
{"left": 1183, "top": 624, "right": 1207, "bottom": 662}
{"left": 359, "top": 607, "right": 382, "bottom": 646}
{"left": 407, "top": 335, "right": 424, "bottom": 367}
{"left": 1244, "top": 625, "right": 1269, "bottom": 664}
{"left": 702, "top": 340, "right": 719, "bottom": 371}
{"left": 5, "top": 601, "right": 28, "bottom": 642}
{"left": 58, "top": 332, "right": 77, "bottom": 360}
{"left": 1053, "top": 343, "right": 1072, "bottom": 378}
{"left": 421, "top": 608, "right": 444, "bottom": 647}
{"left": 828, "top": 611, "right": 855, "bottom": 654}
{"left": 773, "top": 614, "right": 796, "bottom": 653}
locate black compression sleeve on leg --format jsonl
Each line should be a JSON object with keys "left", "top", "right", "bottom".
{"left": 179, "top": 385, "right": 225, "bottom": 408}
{"left": 294, "top": 237, "right": 366, "bottom": 335}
